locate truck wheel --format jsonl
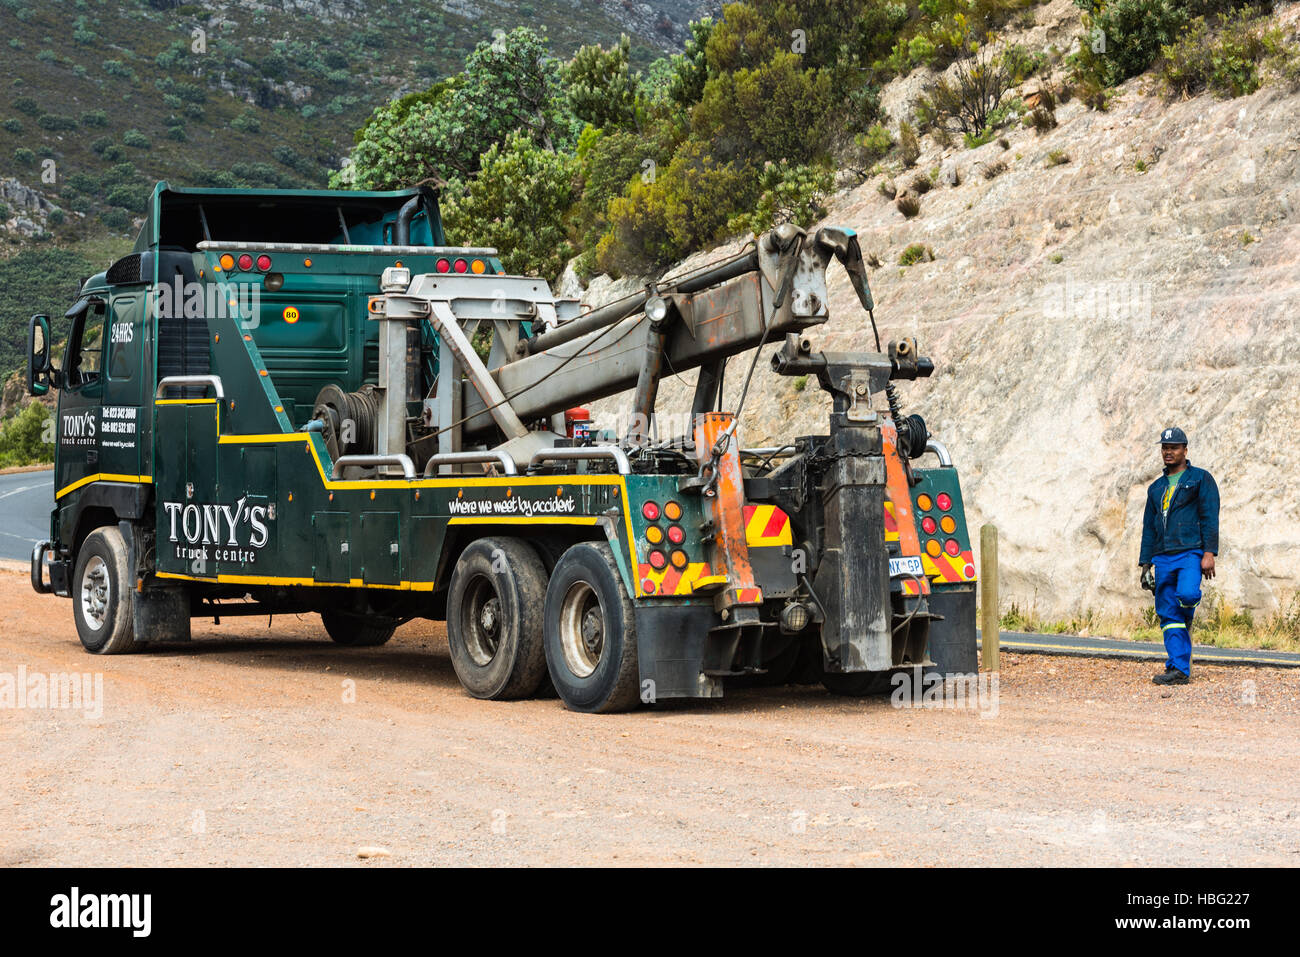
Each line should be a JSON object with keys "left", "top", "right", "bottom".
{"left": 543, "top": 541, "right": 640, "bottom": 714}
{"left": 321, "top": 610, "right": 398, "bottom": 647}
{"left": 446, "top": 537, "right": 549, "bottom": 700}
{"left": 73, "top": 526, "right": 138, "bottom": 655}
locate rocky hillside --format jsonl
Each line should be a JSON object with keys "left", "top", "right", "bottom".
{"left": 580, "top": 0, "right": 1300, "bottom": 621}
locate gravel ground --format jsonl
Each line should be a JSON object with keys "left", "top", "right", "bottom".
{"left": 2, "top": 568, "right": 1298, "bottom": 867}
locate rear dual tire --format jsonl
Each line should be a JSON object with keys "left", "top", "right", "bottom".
{"left": 542, "top": 541, "right": 640, "bottom": 714}
{"left": 446, "top": 537, "right": 550, "bottom": 700}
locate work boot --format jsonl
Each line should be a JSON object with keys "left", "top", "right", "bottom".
{"left": 1152, "top": 669, "right": 1189, "bottom": 686}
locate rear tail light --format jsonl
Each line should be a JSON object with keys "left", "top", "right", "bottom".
{"left": 944, "top": 538, "right": 961, "bottom": 556}
{"left": 921, "top": 516, "right": 937, "bottom": 535}
{"left": 471, "top": 259, "right": 486, "bottom": 274}
{"left": 435, "top": 258, "right": 451, "bottom": 273}
{"left": 936, "top": 492, "right": 953, "bottom": 511}
{"left": 648, "top": 550, "right": 667, "bottom": 570}
{"left": 664, "top": 501, "right": 682, "bottom": 521}
{"left": 256, "top": 254, "right": 272, "bottom": 271}
{"left": 642, "top": 502, "right": 660, "bottom": 521}
{"left": 670, "top": 550, "right": 688, "bottom": 569}
{"left": 645, "top": 525, "right": 664, "bottom": 545}
{"left": 453, "top": 258, "right": 468, "bottom": 273}
{"left": 667, "top": 525, "right": 685, "bottom": 545}
{"left": 940, "top": 515, "right": 956, "bottom": 534}
{"left": 219, "top": 253, "right": 235, "bottom": 271}
{"left": 916, "top": 494, "right": 932, "bottom": 511}
{"left": 926, "top": 539, "right": 942, "bottom": 557}
{"left": 237, "top": 253, "right": 253, "bottom": 271}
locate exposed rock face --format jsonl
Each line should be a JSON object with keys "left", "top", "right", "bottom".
{"left": 576, "top": 6, "right": 1300, "bottom": 620}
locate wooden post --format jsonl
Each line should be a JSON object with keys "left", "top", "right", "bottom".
{"left": 980, "top": 524, "right": 999, "bottom": 671}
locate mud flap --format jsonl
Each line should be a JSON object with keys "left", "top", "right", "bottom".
{"left": 121, "top": 520, "right": 192, "bottom": 643}
{"left": 816, "top": 454, "right": 892, "bottom": 672}
{"left": 633, "top": 603, "right": 722, "bottom": 701}
{"left": 926, "top": 585, "right": 977, "bottom": 675}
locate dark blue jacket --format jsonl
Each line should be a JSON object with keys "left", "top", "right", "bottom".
{"left": 1139, "top": 463, "right": 1219, "bottom": 564}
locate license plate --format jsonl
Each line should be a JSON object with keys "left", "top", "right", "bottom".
{"left": 889, "top": 556, "right": 924, "bottom": 577}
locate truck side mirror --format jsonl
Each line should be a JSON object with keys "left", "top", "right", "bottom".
{"left": 27, "top": 314, "right": 50, "bottom": 396}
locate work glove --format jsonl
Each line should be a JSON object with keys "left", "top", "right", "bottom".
{"left": 1140, "top": 565, "right": 1155, "bottom": 592}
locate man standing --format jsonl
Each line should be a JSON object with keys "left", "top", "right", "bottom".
{"left": 1139, "top": 427, "right": 1220, "bottom": 685}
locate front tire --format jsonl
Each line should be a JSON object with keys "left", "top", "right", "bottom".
{"left": 543, "top": 541, "right": 640, "bottom": 713}
{"left": 446, "top": 537, "right": 550, "bottom": 700}
{"left": 73, "top": 526, "right": 138, "bottom": 654}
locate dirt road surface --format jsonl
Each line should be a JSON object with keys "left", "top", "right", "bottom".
{"left": 2, "top": 568, "right": 1297, "bottom": 867}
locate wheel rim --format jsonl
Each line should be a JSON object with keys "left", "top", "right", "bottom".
{"left": 80, "top": 555, "right": 110, "bottom": 632}
{"left": 461, "top": 574, "right": 503, "bottom": 667}
{"left": 559, "top": 581, "right": 604, "bottom": 678}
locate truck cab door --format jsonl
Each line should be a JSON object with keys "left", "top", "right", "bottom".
{"left": 98, "top": 293, "right": 147, "bottom": 479}
{"left": 54, "top": 297, "right": 107, "bottom": 498}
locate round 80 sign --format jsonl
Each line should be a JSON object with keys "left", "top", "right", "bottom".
{"left": 283, "top": 306, "right": 300, "bottom": 323}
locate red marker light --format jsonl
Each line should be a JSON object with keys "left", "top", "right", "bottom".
{"left": 921, "top": 516, "right": 937, "bottom": 535}
{"left": 648, "top": 550, "right": 667, "bottom": 570}
{"left": 667, "top": 525, "right": 685, "bottom": 544}
{"left": 945, "top": 538, "right": 961, "bottom": 556}
{"left": 256, "top": 254, "right": 272, "bottom": 271}
{"left": 936, "top": 492, "right": 953, "bottom": 511}
{"left": 435, "top": 258, "right": 451, "bottom": 273}
{"left": 642, "top": 501, "right": 660, "bottom": 521}
{"left": 453, "top": 258, "right": 468, "bottom": 273}
{"left": 237, "top": 253, "right": 253, "bottom": 271}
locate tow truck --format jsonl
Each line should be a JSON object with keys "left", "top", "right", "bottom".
{"left": 26, "top": 183, "right": 977, "bottom": 712}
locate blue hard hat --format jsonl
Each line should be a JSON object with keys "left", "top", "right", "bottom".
{"left": 1159, "top": 427, "right": 1188, "bottom": 445}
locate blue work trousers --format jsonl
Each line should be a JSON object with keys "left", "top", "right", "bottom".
{"left": 1153, "top": 549, "right": 1203, "bottom": 676}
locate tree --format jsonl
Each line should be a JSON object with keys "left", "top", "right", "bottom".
{"left": 691, "top": 51, "right": 837, "bottom": 167}
{"left": 335, "top": 28, "right": 577, "bottom": 189}
{"left": 562, "top": 35, "right": 638, "bottom": 132}
{"left": 440, "top": 133, "right": 578, "bottom": 281}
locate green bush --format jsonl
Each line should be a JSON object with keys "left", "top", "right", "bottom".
{"left": 79, "top": 109, "right": 109, "bottom": 127}
{"left": 99, "top": 207, "right": 130, "bottom": 230}
{"left": 230, "top": 111, "right": 262, "bottom": 133}
{"left": 597, "top": 139, "right": 754, "bottom": 275}
{"left": 691, "top": 52, "right": 837, "bottom": 168}
{"left": 13, "top": 96, "right": 40, "bottom": 116}
{"left": 1, "top": 118, "right": 20, "bottom": 134}
{"left": 728, "top": 160, "right": 835, "bottom": 235}
{"left": 898, "top": 243, "right": 934, "bottom": 266}
{"left": 13, "top": 147, "right": 35, "bottom": 165}
{"left": 102, "top": 60, "right": 136, "bottom": 80}
{"left": 571, "top": 123, "right": 678, "bottom": 274}
{"left": 1157, "top": 9, "right": 1290, "bottom": 99}
{"left": 561, "top": 35, "right": 638, "bottom": 132}
{"left": 0, "top": 402, "right": 54, "bottom": 468}
{"left": 441, "top": 132, "right": 578, "bottom": 281}
{"left": 37, "top": 114, "right": 77, "bottom": 131}
{"left": 1071, "top": 1, "right": 1267, "bottom": 88}
{"left": 122, "top": 129, "right": 151, "bottom": 148}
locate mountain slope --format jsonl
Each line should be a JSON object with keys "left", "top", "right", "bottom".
{"left": 580, "top": 1, "right": 1300, "bottom": 621}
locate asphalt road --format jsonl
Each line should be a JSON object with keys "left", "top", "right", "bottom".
{"left": 0, "top": 469, "right": 52, "bottom": 563}
{"left": 985, "top": 630, "right": 1300, "bottom": 669}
